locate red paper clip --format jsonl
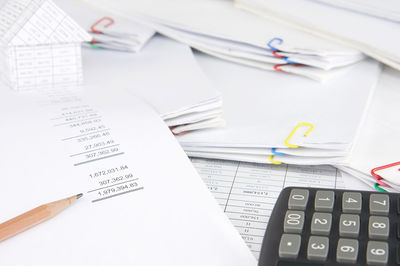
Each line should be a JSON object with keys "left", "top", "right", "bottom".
{"left": 91, "top": 17, "right": 114, "bottom": 34}
{"left": 170, "top": 126, "right": 190, "bottom": 136}
{"left": 371, "top": 162, "right": 400, "bottom": 181}
{"left": 273, "top": 63, "right": 304, "bottom": 72}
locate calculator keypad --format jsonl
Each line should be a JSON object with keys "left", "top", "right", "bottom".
{"left": 271, "top": 188, "right": 397, "bottom": 266}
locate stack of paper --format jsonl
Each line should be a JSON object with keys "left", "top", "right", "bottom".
{"left": 54, "top": 0, "right": 155, "bottom": 52}
{"left": 83, "top": 0, "right": 365, "bottom": 81}
{"left": 176, "top": 52, "right": 381, "bottom": 165}
{"left": 83, "top": 35, "right": 224, "bottom": 134}
{"left": 337, "top": 67, "right": 400, "bottom": 192}
{"left": 235, "top": 0, "right": 400, "bottom": 71}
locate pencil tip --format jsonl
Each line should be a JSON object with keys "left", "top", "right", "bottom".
{"left": 76, "top": 193, "right": 83, "bottom": 199}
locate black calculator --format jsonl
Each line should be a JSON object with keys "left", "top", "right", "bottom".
{"left": 259, "top": 187, "right": 398, "bottom": 266}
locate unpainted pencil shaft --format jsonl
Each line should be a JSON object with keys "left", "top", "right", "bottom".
{"left": 0, "top": 194, "right": 82, "bottom": 242}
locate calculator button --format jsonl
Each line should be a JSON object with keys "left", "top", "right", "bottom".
{"left": 307, "top": 236, "right": 329, "bottom": 261}
{"left": 284, "top": 210, "right": 305, "bottom": 233}
{"left": 342, "top": 192, "right": 362, "bottom": 213}
{"left": 370, "top": 194, "right": 389, "bottom": 215}
{"left": 311, "top": 212, "right": 332, "bottom": 236}
{"left": 339, "top": 214, "right": 360, "bottom": 237}
{"left": 369, "top": 216, "right": 389, "bottom": 240}
{"left": 288, "top": 189, "right": 309, "bottom": 210}
{"left": 314, "top": 190, "right": 334, "bottom": 212}
{"left": 366, "top": 241, "right": 388, "bottom": 265}
{"left": 279, "top": 234, "right": 301, "bottom": 259}
{"left": 336, "top": 238, "right": 359, "bottom": 264}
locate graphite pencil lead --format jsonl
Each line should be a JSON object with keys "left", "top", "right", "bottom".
{"left": 76, "top": 193, "right": 83, "bottom": 199}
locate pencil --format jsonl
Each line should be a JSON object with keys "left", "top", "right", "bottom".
{"left": 0, "top": 193, "right": 83, "bottom": 242}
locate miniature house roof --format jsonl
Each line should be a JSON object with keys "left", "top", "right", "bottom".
{"left": 0, "top": 0, "right": 91, "bottom": 46}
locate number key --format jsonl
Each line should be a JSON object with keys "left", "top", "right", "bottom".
{"left": 369, "top": 216, "right": 389, "bottom": 240}
{"left": 284, "top": 210, "right": 304, "bottom": 233}
{"left": 315, "top": 190, "right": 334, "bottom": 212}
{"left": 367, "top": 241, "right": 388, "bottom": 265}
{"left": 307, "top": 236, "right": 329, "bottom": 261}
{"left": 288, "top": 189, "right": 309, "bottom": 210}
{"left": 342, "top": 192, "right": 362, "bottom": 213}
{"left": 339, "top": 214, "right": 360, "bottom": 237}
{"left": 337, "top": 238, "right": 359, "bottom": 264}
{"left": 311, "top": 212, "right": 332, "bottom": 236}
{"left": 370, "top": 194, "right": 389, "bottom": 215}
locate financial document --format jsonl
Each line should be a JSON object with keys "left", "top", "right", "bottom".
{"left": 191, "top": 158, "right": 345, "bottom": 259}
{"left": 0, "top": 85, "right": 256, "bottom": 266}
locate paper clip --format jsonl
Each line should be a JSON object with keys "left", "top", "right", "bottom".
{"left": 272, "top": 51, "right": 298, "bottom": 64}
{"left": 271, "top": 148, "right": 285, "bottom": 156}
{"left": 371, "top": 161, "right": 400, "bottom": 190}
{"left": 90, "top": 17, "right": 114, "bottom": 34}
{"left": 273, "top": 63, "right": 303, "bottom": 72}
{"left": 269, "top": 155, "right": 282, "bottom": 165}
{"left": 169, "top": 126, "right": 190, "bottom": 136}
{"left": 267, "top": 38, "right": 283, "bottom": 51}
{"left": 374, "top": 183, "right": 387, "bottom": 192}
{"left": 285, "top": 122, "right": 314, "bottom": 148}
{"left": 371, "top": 161, "right": 400, "bottom": 179}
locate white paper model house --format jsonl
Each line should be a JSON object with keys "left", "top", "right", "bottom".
{"left": 0, "top": 0, "right": 92, "bottom": 90}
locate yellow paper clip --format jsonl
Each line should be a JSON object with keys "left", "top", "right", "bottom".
{"left": 269, "top": 122, "right": 314, "bottom": 164}
{"left": 269, "top": 155, "right": 282, "bottom": 165}
{"left": 285, "top": 122, "right": 314, "bottom": 148}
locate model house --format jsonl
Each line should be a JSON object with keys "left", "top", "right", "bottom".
{"left": 0, "top": 0, "right": 91, "bottom": 90}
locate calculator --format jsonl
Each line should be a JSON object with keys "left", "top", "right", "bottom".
{"left": 259, "top": 187, "right": 398, "bottom": 266}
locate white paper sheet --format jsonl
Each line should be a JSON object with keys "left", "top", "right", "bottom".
{"left": 0, "top": 85, "right": 256, "bottom": 266}
{"left": 191, "top": 158, "right": 345, "bottom": 259}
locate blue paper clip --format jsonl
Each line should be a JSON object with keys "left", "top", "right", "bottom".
{"left": 268, "top": 38, "right": 299, "bottom": 64}
{"left": 267, "top": 38, "right": 283, "bottom": 51}
{"left": 271, "top": 148, "right": 285, "bottom": 156}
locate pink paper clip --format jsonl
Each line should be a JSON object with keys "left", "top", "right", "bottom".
{"left": 91, "top": 17, "right": 115, "bottom": 34}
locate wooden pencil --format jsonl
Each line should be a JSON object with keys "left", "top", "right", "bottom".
{"left": 0, "top": 193, "right": 83, "bottom": 242}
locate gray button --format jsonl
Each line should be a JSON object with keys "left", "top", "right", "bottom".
{"left": 369, "top": 216, "right": 389, "bottom": 240}
{"left": 307, "top": 236, "right": 329, "bottom": 261}
{"left": 315, "top": 190, "right": 335, "bottom": 212}
{"left": 337, "top": 238, "right": 359, "bottom": 264}
{"left": 370, "top": 194, "right": 390, "bottom": 215}
{"left": 367, "top": 241, "right": 388, "bottom": 265}
{"left": 311, "top": 212, "right": 332, "bottom": 236}
{"left": 288, "top": 189, "right": 309, "bottom": 210}
{"left": 284, "top": 210, "right": 305, "bottom": 233}
{"left": 342, "top": 192, "right": 362, "bottom": 213}
{"left": 339, "top": 214, "right": 360, "bottom": 237}
{"left": 279, "top": 234, "right": 301, "bottom": 259}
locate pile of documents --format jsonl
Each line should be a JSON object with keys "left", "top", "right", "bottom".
{"left": 56, "top": 0, "right": 155, "bottom": 52}
{"left": 177, "top": 52, "right": 381, "bottom": 166}
{"left": 235, "top": 0, "right": 400, "bottom": 71}
{"left": 84, "top": 0, "right": 365, "bottom": 81}
{"left": 82, "top": 35, "right": 224, "bottom": 134}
